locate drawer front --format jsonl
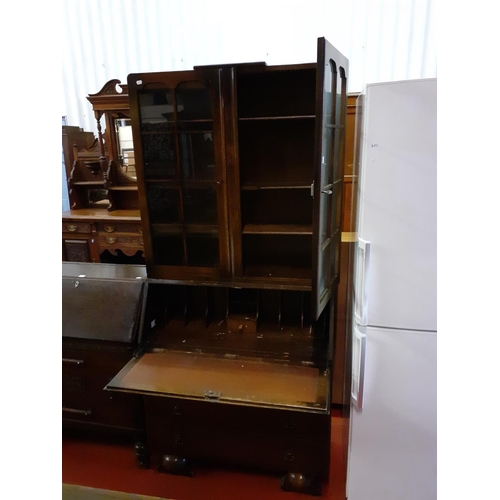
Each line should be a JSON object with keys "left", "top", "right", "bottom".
{"left": 62, "top": 341, "right": 134, "bottom": 385}
{"left": 98, "top": 234, "right": 144, "bottom": 249}
{"left": 144, "top": 396, "right": 330, "bottom": 442}
{"left": 97, "top": 222, "right": 142, "bottom": 234}
{"left": 62, "top": 222, "right": 91, "bottom": 234}
{"left": 62, "top": 341, "right": 142, "bottom": 430}
{"left": 62, "top": 390, "right": 143, "bottom": 430}
{"left": 150, "top": 421, "right": 329, "bottom": 476}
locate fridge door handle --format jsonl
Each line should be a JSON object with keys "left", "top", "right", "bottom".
{"left": 354, "top": 238, "right": 371, "bottom": 326}
{"left": 351, "top": 326, "right": 367, "bottom": 410}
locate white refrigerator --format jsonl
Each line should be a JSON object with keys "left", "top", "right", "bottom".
{"left": 346, "top": 78, "right": 437, "bottom": 500}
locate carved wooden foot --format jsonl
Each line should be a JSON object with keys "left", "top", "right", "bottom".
{"left": 134, "top": 441, "right": 150, "bottom": 469}
{"left": 280, "top": 472, "right": 322, "bottom": 496}
{"left": 157, "top": 454, "right": 194, "bottom": 477}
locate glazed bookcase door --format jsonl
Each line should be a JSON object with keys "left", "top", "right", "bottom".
{"left": 128, "top": 70, "right": 229, "bottom": 280}
{"left": 312, "top": 38, "right": 349, "bottom": 320}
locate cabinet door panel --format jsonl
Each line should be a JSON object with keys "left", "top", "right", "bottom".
{"left": 129, "top": 70, "right": 229, "bottom": 279}
{"left": 312, "top": 38, "right": 349, "bottom": 320}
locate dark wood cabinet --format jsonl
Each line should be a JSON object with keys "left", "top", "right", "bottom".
{"left": 104, "top": 37, "right": 348, "bottom": 495}
{"left": 128, "top": 38, "right": 348, "bottom": 320}
{"left": 62, "top": 263, "right": 147, "bottom": 445}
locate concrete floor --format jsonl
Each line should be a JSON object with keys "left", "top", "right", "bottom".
{"left": 62, "top": 484, "right": 171, "bottom": 500}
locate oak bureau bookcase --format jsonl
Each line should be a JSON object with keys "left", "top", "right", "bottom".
{"left": 106, "top": 37, "right": 348, "bottom": 495}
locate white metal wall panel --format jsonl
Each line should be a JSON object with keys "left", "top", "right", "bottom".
{"left": 61, "top": 0, "right": 436, "bottom": 199}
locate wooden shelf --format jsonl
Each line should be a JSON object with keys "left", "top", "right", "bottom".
{"left": 109, "top": 186, "right": 138, "bottom": 191}
{"left": 152, "top": 223, "right": 219, "bottom": 235}
{"left": 145, "top": 179, "right": 217, "bottom": 186}
{"left": 72, "top": 181, "right": 105, "bottom": 187}
{"left": 239, "top": 115, "right": 315, "bottom": 121}
{"left": 243, "top": 265, "right": 312, "bottom": 281}
{"left": 241, "top": 182, "right": 311, "bottom": 190}
{"left": 243, "top": 224, "right": 312, "bottom": 235}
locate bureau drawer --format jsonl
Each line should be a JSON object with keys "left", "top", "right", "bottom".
{"left": 62, "top": 390, "right": 142, "bottom": 430}
{"left": 150, "top": 421, "right": 330, "bottom": 476}
{"left": 97, "top": 222, "right": 142, "bottom": 234}
{"left": 144, "top": 395, "right": 330, "bottom": 442}
{"left": 62, "top": 221, "right": 92, "bottom": 234}
{"left": 62, "top": 342, "right": 134, "bottom": 381}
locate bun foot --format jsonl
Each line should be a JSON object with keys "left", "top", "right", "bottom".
{"left": 157, "top": 454, "right": 194, "bottom": 477}
{"left": 134, "top": 441, "right": 150, "bottom": 469}
{"left": 280, "top": 472, "right": 322, "bottom": 496}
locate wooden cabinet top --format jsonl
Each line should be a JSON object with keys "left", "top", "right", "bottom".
{"left": 62, "top": 208, "right": 141, "bottom": 221}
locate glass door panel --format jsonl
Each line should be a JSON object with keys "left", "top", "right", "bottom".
{"left": 182, "top": 185, "right": 218, "bottom": 225}
{"left": 179, "top": 132, "right": 216, "bottom": 181}
{"left": 132, "top": 72, "right": 224, "bottom": 273}
{"left": 312, "top": 38, "right": 349, "bottom": 320}
{"left": 141, "top": 133, "right": 177, "bottom": 179}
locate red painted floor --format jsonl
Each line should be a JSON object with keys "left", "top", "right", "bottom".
{"left": 62, "top": 411, "right": 347, "bottom": 500}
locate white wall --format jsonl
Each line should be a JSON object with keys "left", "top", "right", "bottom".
{"left": 61, "top": 0, "right": 436, "bottom": 206}
{"left": 62, "top": 0, "right": 436, "bottom": 135}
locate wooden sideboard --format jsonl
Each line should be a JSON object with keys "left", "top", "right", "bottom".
{"left": 62, "top": 208, "right": 144, "bottom": 263}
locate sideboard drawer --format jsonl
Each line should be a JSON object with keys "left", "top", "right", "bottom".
{"left": 98, "top": 234, "right": 144, "bottom": 249}
{"left": 62, "top": 222, "right": 92, "bottom": 234}
{"left": 97, "top": 222, "right": 142, "bottom": 234}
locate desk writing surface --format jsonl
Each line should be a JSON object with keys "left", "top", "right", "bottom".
{"left": 107, "top": 350, "right": 328, "bottom": 411}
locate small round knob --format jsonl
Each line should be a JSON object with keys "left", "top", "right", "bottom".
{"left": 285, "top": 452, "right": 295, "bottom": 462}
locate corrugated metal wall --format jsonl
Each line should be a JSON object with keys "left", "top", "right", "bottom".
{"left": 62, "top": 0, "right": 435, "bottom": 208}
{"left": 62, "top": 0, "right": 436, "bottom": 135}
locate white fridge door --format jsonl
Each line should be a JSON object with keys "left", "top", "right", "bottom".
{"left": 347, "top": 326, "right": 437, "bottom": 500}
{"left": 355, "top": 79, "right": 437, "bottom": 331}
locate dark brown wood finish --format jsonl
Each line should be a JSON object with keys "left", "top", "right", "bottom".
{"left": 128, "top": 51, "right": 348, "bottom": 310}
{"left": 311, "top": 37, "right": 349, "bottom": 320}
{"left": 62, "top": 265, "right": 147, "bottom": 457}
{"left": 101, "top": 38, "right": 348, "bottom": 494}
{"left": 128, "top": 69, "right": 230, "bottom": 281}
{"left": 223, "top": 67, "right": 243, "bottom": 277}
{"left": 142, "top": 395, "right": 330, "bottom": 477}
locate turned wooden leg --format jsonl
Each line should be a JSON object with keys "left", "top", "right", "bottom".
{"left": 134, "top": 440, "right": 150, "bottom": 469}
{"left": 157, "top": 454, "right": 194, "bottom": 477}
{"left": 280, "top": 472, "right": 322, "bottom": 496}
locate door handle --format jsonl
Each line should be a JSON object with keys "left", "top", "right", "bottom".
{"left": 351, "top": 326, "right": 366, "bottom": 410}
{"left": 354, "top": 238, "right": 371, "bottom": 326}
